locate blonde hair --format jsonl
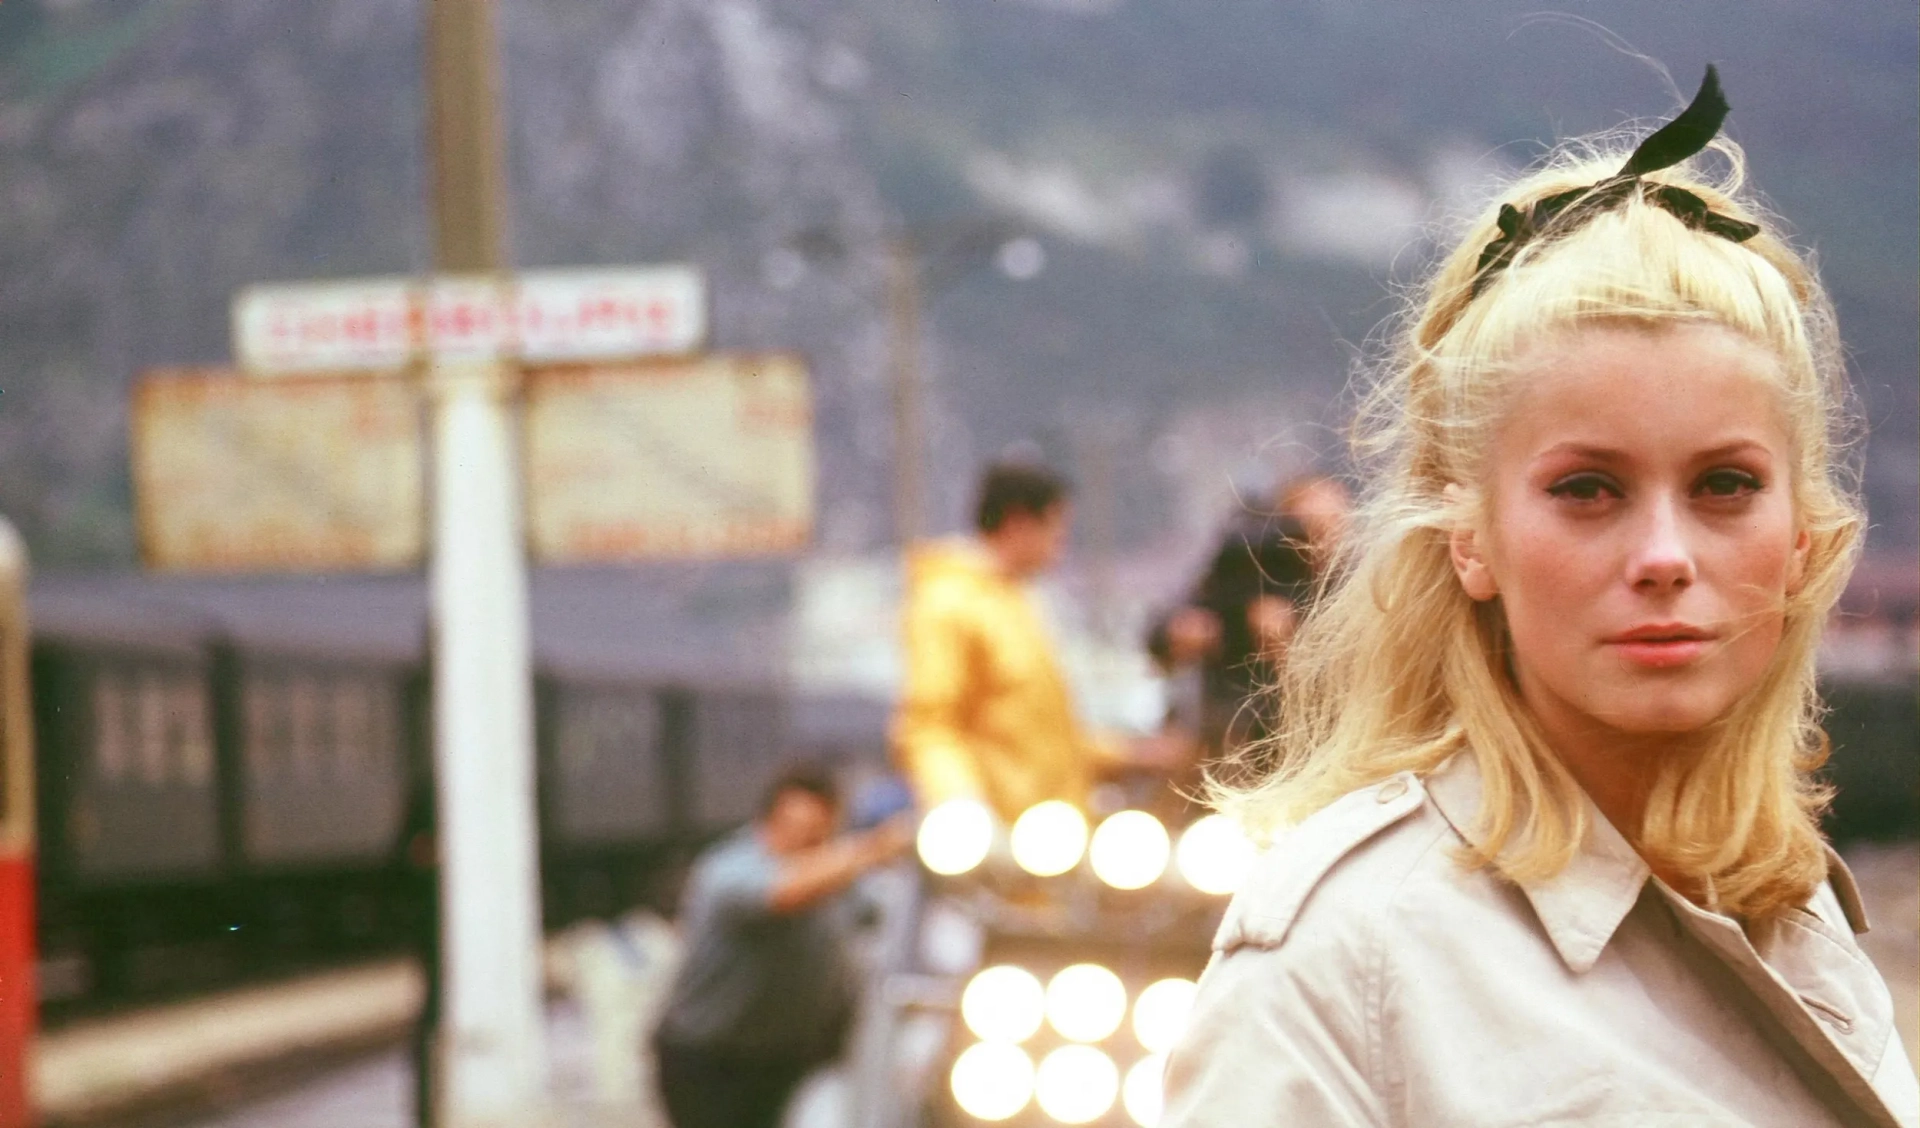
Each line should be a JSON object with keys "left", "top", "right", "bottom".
{"left": 1217, "top": 134, "right": 1861, "bottom": 920}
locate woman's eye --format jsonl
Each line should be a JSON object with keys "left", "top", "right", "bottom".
{"left": 1547, "top": 474, "right": 1619, "bottom": 502}
{"left": 1697, "top": 469, "right": 1763, "bottom": 498}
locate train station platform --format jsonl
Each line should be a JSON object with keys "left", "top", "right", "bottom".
{"left": 37, "top": 960, "right": 423, "bottom": 1127}
{"left": 32, "top": 920, "right": 697, "bottom": 1128}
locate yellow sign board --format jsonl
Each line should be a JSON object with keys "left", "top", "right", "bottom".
{"left": 525, "top": 355, "right": 814, "bottom": 562}
{"left": 132, "top": 370, "right": 425, "bottom": 571}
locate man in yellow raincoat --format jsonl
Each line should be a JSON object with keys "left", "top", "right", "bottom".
{"left": 891, "top": 462, "right": 1114, "bottom": 821}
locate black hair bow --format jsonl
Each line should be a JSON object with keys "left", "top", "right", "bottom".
{"left": 1470, "top": 66, "right": 1763, "bottom": 297}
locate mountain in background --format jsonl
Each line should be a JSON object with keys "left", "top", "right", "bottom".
{"left": 0, "top": 0, "right": 1912, "bottom": 577}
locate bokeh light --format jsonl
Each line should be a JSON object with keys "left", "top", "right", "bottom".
{"left": 1089, "top": 810, "right": 1171, "bottom": 890}
{"left": 950, "top": 1041, "right": 1035, "bottom": 1121}
{"left": 1123, "top": 1053, "right": 1168, "bottom": 1126}
{"left": 961, "top": 965, "right": 1046, "bottom": 1044}
{"left": 1035, "top": 1045, "right": 1119, "bottom": 1124}
{"left": 1132, "top": 977, "right": 1198, "bottom": 1054}
{"left": 1175, "top": 814, "right": 1257, "bottom": 895}
{"left": 917, "top": 798, "right": 994, "bottom": 876}
{"left": 1045, "top": 963, "right": 1128, "bottom": 1043}
{"left": 1010, "top": 800, "right": 1089, "bottom": 876}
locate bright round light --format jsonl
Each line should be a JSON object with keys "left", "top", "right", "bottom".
{"left": 1132, "top": 978, "right": 1198, "bottom": 1053}
{"left": 1123, "top": 1053, "right": 1167, "bottom": 1126}
{"left": 961, "top": 965, "right": 1046, "bottom": 1044}
{"left": 1089, "top": 810, "right": 1171, "bottom": 890}
{"left": 1034, "top": 1045, "right": 1119, "bottom": 1124}
{"left": 1176, "top": 814, "right": 1257, "bottom": 896}
{"left": 917, "top": 799, "right": 994, "bottom": 876}
{"left": 1010, "top": 800, "right": 1089, "bottom": 877}
{"left": 1045, "top": 963, "right": 1128, "bottom": 1043}
{"left": 950, "top": 1041, "right": 1035, "bottom": 1121}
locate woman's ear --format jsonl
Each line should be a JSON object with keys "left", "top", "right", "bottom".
{"left": 1444, "top": 484, "right": 1499, "bottom": 602}
{"left": 1785, "top": 527, "right": 1812, "bottom": 597}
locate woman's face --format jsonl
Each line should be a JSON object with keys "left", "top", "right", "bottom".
{"left": 1450, "top": 322, "right": 1809, "bottom": 744}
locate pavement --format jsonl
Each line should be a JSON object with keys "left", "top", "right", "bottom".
{"left": 37, "top": 960, "right": 422, "bottom": 1127}
{"left": 179, "top": 1001, "right": 851, "bottom": 1128}
{"left": 157, "top": 842, "right": 1920, "bottom": 1127}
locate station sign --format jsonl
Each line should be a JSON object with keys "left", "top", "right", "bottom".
{"left": 131, "top": 369, "right": 425, "bottom": 571}
{"left": 231, "top": 266, "right": 706, "bottom": 374}
{"left": 524, "top": 355, "right": 814, "bottom": 563}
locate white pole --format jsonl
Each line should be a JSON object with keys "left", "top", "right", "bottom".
{"left": 422, "top": 0, "right": 547, "bottom": 1121}
{"left": 428, "top": 347, "right": 547, "bottom": 1126}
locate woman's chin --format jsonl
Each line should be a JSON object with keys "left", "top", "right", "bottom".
{"left": 1577, "top": 676, "right": 1739, "bottom": 738}
{"left": 1589, "top": 698, "right": 1728, "bottom": 739}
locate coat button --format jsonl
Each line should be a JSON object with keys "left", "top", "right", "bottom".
{"left": 1376, "top": 778, "right": 1409, "bottom": 803}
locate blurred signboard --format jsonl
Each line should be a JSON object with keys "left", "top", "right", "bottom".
{"left": 525, "top": 355, "right": 814, "bottom": 562}
{"left": 232, "top": 277, "right": 416, "bottom": 373}
{"left": 132, "top": 369, "right": 425, "bottom": 571}
{"left": 232, "top": 266, "right": 706, "bottom": 374}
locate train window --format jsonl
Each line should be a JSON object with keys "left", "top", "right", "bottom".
{"left": 92, "top": 671, "right": 129, "bottom": 785}
{"left": 558, "top": 700, "right": 597, "bottom": 776}
{"left": 287, "top": 676, "right": 322, "bottom": 783}
{"left": 370, "top": 683, "right": 398, "bottom": 767}
{"left": 559, "top": 692, "right": 654, "bottom": 777}
{"left": 174, "top": 676, "right": 214, "bottom": 787}
{"left": 691, "top": 692, "right": 786, "bottom": 828}
{"left": 366, "top": 682, "right": 397, "bottom": 777}
{"left": 333, "top": 679, "right": 373, "bottom": 775}
{"left": 552, "top": 687, "right": 669, "bottom": 842}
{"left": 135, "top": 671, "right": 169, "bottom": 787}
{"left": 243, "top": 675, "right": 281, "bottom": 784}
{"left": 612, "top": 699, "right": 652, "bottom": 752}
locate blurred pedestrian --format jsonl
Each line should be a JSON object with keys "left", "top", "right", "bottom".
{"left": 1147, "top": 472, "right": 1351, "bottom": 757}
{"left": 653, "top": 763, "right": 911, "bottom": 1128}
{"left": 892, "top": 461, "right": 1170, "bottom": 822}
{"left": 1163, "top": 68, "right": 1919, "bottom": 1125}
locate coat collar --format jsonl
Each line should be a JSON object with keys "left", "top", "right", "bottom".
{"left": 1425, "top": 751, "right": 1652, "bottom": 974}
{"left": 1423, "top": 752, "right": 1871, "bottom": 973}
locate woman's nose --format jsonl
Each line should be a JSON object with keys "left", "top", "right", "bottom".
{"left": 1626, "top": 494, "right": 1697, "bottom": 592}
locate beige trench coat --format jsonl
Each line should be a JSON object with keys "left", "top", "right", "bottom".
{"left": 1162, "top": 753, "right": 1919, "bottom": 1127}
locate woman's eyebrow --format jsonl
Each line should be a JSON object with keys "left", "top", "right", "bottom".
{"left": 1531, "top": 442, "right": 1627, "bottom": 465}
{"left": 1689, "top": 439, "right": 1773, "bottom": 463}
{"left": 1530, "top": 438, "right": 1773, "bottom": 466}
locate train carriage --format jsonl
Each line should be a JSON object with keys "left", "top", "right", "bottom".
{"left": 220, "top": 640, "right": 419, "bottom": 971}
{"left": 23, "top": 568, "right": 810, "bottom": 1019}
{"left": 29, "top": 608, "right": 228, "bottom": 1007}
{"left": 536, "top": 671, "right": 679, "bottom": 924}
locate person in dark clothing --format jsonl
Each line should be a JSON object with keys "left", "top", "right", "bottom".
{"left": 654, "top": 763, "right": 911, "bottom": 1128}
{"left": 1148, "top": 475, "right": 1351, "bottom": 755}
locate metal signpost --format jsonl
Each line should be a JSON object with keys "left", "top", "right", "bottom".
{"left": 418, "top": 2, "right": 540, "bottom": 1117}
{"left": 219, "top": 3, "right": 713, "bottom": 1114}
{"left": 215, "top": 242, "right": 722, "bottom": 1128}
{"left": 125, "top": 3, "right": 806, "bottom": 1122}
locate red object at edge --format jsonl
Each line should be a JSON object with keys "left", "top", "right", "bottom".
{"left": 0, "top": 854, "right": 35, "bottom": 1127}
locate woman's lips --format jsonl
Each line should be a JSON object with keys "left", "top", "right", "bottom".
{"left": 1604, "top": 626, "right": 1715, "bottom": 668}
{"left": 1608, "top": 638, "right": 1711, "bottom": 668}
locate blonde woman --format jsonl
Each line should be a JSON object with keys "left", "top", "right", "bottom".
{"left": 1162, "top": 68, "right": 1918, "bottom": 1128}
